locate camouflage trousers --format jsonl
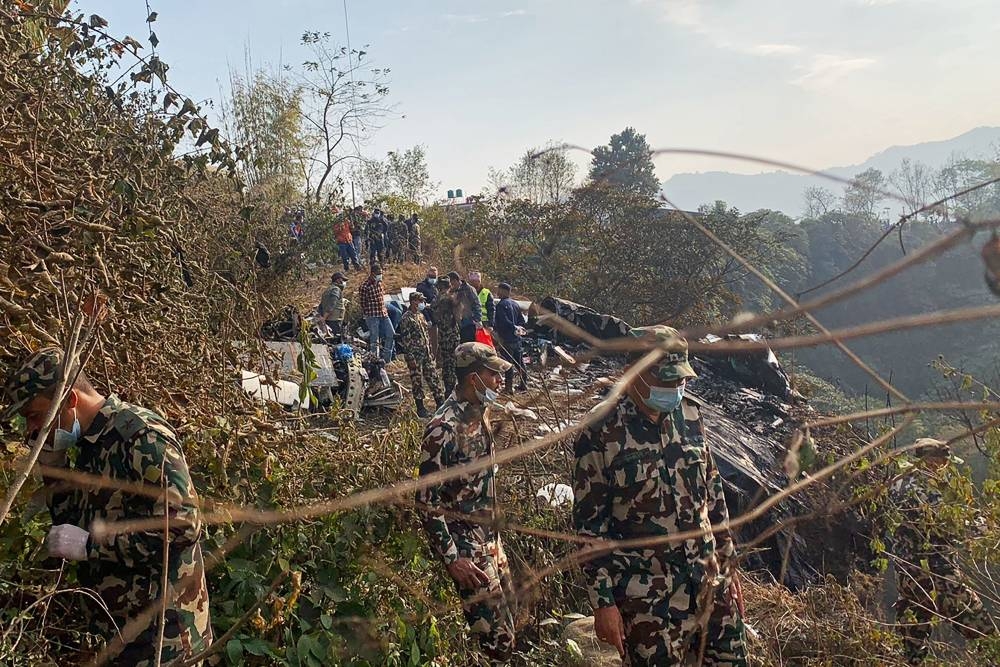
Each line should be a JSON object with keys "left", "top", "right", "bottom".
{"left": 895, "top": 565, "right": 995, "bottom": 664}
{"left": 405, "top": 350, "right": 444, "bottom": 406}
{"left": 617, "top": 567, "right": 747, "bottom": 667}
{"left": 87, "top": 595, "right": 214, "bottom": 667}
{"left": 438, "top": 328, "right": 459, "bottom": 395}
{"left": 451, "top": 536, "right": 517, "bottom": 663}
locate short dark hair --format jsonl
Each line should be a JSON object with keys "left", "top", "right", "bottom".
{"left": 40, "top": 370, "right": 95, "bottom": 399}
{"left": 456, "top": 363, "right": 484, "bottom": 386}
{"left": 370, "top": 264, "right": 382, "bottom": 274}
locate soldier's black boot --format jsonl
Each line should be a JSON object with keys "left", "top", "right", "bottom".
{"left": 416, "top": 401, "right": 429, "bottom": 419}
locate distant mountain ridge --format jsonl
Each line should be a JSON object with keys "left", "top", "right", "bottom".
{"left": 661, "top": 126, "right": 1000, "bottom": 217}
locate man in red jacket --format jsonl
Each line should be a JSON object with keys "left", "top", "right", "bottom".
{"left": 333, "top": 213, "right": 362, "bottom": 272}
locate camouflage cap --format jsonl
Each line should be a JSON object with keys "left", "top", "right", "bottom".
{"left": 628, "top": 325, "right": 698, "bottom": 382}
{"left": 455, "top": 342, "right": 512, "bottom": 373}
{"left": 2, "top": 347, "right": 64, "bottom": 420}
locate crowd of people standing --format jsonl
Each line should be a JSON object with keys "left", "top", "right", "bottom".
{"left": 319, "top": 261, "right": 530, "bottom": 418}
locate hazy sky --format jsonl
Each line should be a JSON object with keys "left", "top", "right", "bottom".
{"left": 80, "top": 0, "right": 1000, "bottom": 198}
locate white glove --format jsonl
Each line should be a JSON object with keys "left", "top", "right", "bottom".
{"left": 47, "top": 524, "right": 89, "bottom": 561}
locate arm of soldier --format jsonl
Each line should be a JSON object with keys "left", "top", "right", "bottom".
{"left": 572, "top": 425, "right": 616, "bottom": 609}
{"left": 396, "top": 316, "right": 412, "bottom": 351}
{"left": 415, "top": 422, "right": 460, "bottom": 565}
{"left": 88, "top": 427, "right": 202, "bottom": 562}
{"left": 704, "top": 444, "right": 738, "bottom": 572}
{"left": 49, "top": 487, "right": 80, "bottom": 526}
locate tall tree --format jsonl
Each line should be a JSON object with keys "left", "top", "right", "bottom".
{"left": 294, "top": 31, "right": 392, "bottom": 203}
{"left": 933, "top": 158, "right": 1000, "bottom": 223}
{"left": 803, "top": 186, "right": 838, "bottom": 219}
{"left": 842, "top": 168, "right": 886, "bottom": 220}
{"left": 589, "top": 127, "right": 660, "bottom": 198}
{"left": 889, "top": 158, "right": 933, "bottom": 218}
{"left": 222, "top": 67, "right": 307, "bottom": 190}
{"left": 489, "top": 144, "right": 577, "bottom": 204}
{"left": 387, "top": 145, "right": 436, "bottom": 204}
{"left": 351, "top": 145, "right": 437, "bottom": 206}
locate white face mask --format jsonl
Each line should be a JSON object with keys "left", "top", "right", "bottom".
{"left": 418, "top": 302, "right": 426, "bottom": 311}
{"left": 374, "top": 274, "right": 383, "bottom": 282}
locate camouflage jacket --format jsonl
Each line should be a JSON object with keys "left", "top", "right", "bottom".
{"left": 415, "top": 394, "right": 497, "bottom": 564}
{"left": 389, "top": 219, "right": 408, "bottom": 246}
{"left": 399, "top": 310, "right": 432, "bottom": 357}
{"left": 889, "top": 470, "right": 959, "bottom": 570}
{"left": 49, "top": 395, "right": 212, "bottom": 662}
{"left": 572, "top": 394, "right": 736, "bottom": 608}
{"left": 432, "top": 292, "right": 460, "bottom": 333}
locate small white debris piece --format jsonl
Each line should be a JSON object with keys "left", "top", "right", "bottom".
{"left": 745, "top": 622, "right": 761, "bottom": 640}
{"left": 536, "top": 483, "right": 574, "bottom": 507}
{"left": 537, "top": 420, "right": 573, "bottom": 435}
{"left": 770, "top": 418, "right": 784, "bottom": 428}
{"left": 240, "top": 370, "right": 309, "bottom": 409}
{"left": 552, "top": 345, "right": 576, "bottom": 365}
{"left": 501, "top": 402, "right": 539, "bottom": 420}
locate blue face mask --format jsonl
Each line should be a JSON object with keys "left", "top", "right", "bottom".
{"left": 374, "top": 274, "right": 383, "bottom": 282}
{"left": 473, "top": 374, "right": 499, "bottom": 405}
{"left": 427, "top": 277, "right": 437, "bottom": 285}
{"left": 52, "top": 410, "right": 81, "bottom": 452}
{"left": 418, "top": 302, "right": 426, "bottom": 312}
{"left": 641, "top": 380, "right": 684, "bottom": 414}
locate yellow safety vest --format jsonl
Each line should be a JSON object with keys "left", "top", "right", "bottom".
{"left": 478, "top": 288, "right": 492, "bottom": 322}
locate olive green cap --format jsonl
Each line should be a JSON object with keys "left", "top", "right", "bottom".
{"left": 455, "top": 342, "right": 512, "bottom": 373}
{"left": 2, "top": 347, "right": 64, "bottom": 420}
{"left": 628, "top": 325, "right": 697, "bottom": 382}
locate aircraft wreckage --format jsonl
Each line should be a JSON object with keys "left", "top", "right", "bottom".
{"left": 243, "top": 293, "right": 837, "bottom": 587}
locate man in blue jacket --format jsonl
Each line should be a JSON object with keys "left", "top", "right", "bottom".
{"left": 493, "top": 282, "right": 528, "bottom": 394}
{"left": 415, "top": 266, "right": 439, "bottom": 324}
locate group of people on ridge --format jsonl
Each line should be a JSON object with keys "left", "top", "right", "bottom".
{"left": 329, "top": 206, "right": 422, "bottom": 274}
{"left": 318, "top": 264, "right": 529, "bottom": 418}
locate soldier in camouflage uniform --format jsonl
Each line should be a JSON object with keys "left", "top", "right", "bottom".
{"left": 416, "top": 343, "right": 516, "bottom": 663}
{"left": 432, "top": 283, "right": 461, "bottom": 395}
{"left": 572, "top": 326, "right": 747, "bottom": 667}
{"left": 888, "top": 439, "right": 996, "bottom": 664}
{"left": 390, "top": 214, "right": 409, "bottom": 264}
{"left": 2, "top": 348, "right": 213, "bottom": 666}
{"left": 406, "top": 214, "right": 422, "bottom": 263}
{"left": 398, "top": 292, "right": 445, "bottom": 418}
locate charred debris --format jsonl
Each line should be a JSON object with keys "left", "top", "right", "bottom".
{"left": 248, "top": 295, "right": 874, "bottom": 588}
